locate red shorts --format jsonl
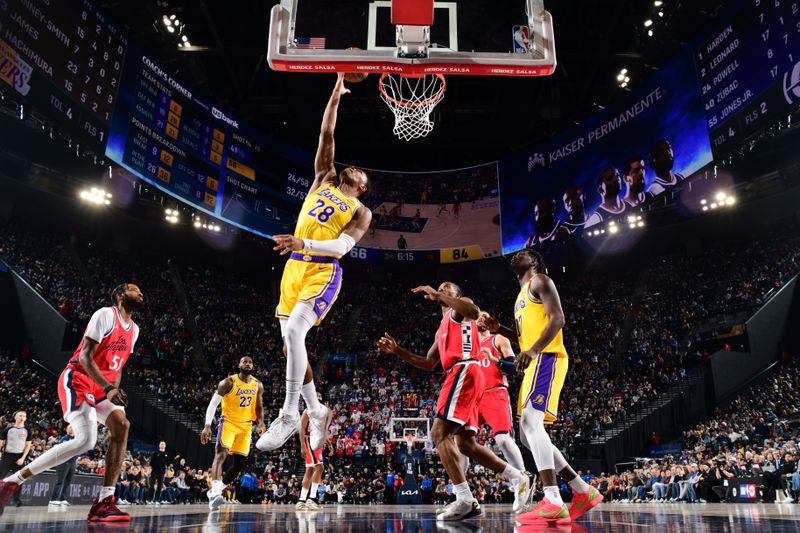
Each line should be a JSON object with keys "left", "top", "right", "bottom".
{"left": 304, "top": 436, "right": 323, "bottom": 466}
{"left": 477, "top": 387, "right": 514, "bottom": 437}
{"left": 436, "top": 361, "right": 484, "bottom": 432}
{"left": 58, "top": 367, "right": 104, "bottom": 417}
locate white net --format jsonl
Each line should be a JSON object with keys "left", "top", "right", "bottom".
{"left": 379, "top": 73, "right": 446, "bottom": 141}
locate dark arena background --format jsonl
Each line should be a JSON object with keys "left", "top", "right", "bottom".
{"left": 0, "top": 0, "right": 800, "bottom": 531}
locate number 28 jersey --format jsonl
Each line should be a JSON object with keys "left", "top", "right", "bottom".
{"left": 295, "top": 183, "right": 361, "bottom": 258}
{"left": 67, "top": 306, "right": 139, "bottom": 382}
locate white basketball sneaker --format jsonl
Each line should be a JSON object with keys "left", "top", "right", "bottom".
{"left": 308, "top": 404, "right": 333, "bottom": 450}
{"left": 436, "top": 499, "right": 481, "bottom": 521}
{"left": 513, "top": 472, "right": 534, "bottom": 513}
{"left": 208, "top": 491, "right": 225, "bottom": 511}
{"left": 257, "top": 409, "right": 301, "bottom": 451}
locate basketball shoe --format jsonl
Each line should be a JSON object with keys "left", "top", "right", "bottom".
{"left": 87, "top": 495, "right": 131, "bottom": 522}
{"left": 569, "top": 487, "right": 603, "bottom": 520}
{"left": 436, "top": 499, "right": 482, "bottom": 521}
{"left": 515, "top": 498, "right": 570, "bottom": 526}
{"left": 308, "top": 405, "right": 333, "bottom": 450}
{"left": 258, "top": 409, "right": 300, "bottom": 451}
{"left": 0, "top": 481, "right": 20, "bottom": 516}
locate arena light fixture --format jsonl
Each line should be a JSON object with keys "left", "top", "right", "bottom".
{"left": 644, "top": 19, "right": 653, "bottom": 27}
{"left": 715, "top": 191, "right": 726, "bottom": 201}
{"left": 700, "top": 199, "right": 707, "bottom": 205}
{"left": 654, "top": 1, "right": 663, "bottom": 6}
{"left": 637, "top": 221, "right": 644, "bottom": 227}
{"left": 647, "top": 29, "right": 654, "bottom": 37}
{"left": 702, "top": 206, "right": 708, "bottom": 211}
{"left": 80, "top": 187, "right": 112, "bottom": 206}
{"left": 658, "top": 10, "right": 664, "bottom": 17}
{"left": 164, "top": 208, "right": 179, "bottom": 224}
{"left": 725, "top": 196, "right": 736, "bottom": 206}
{"left": 609, "top": 225, "right": 619, "bottom": 234}
{"left": 710, "top": 202, "right": 718, "bottom": 209}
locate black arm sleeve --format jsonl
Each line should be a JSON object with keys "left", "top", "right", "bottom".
{"left": 497, "top": 358, "right": 516, "bottom": 375}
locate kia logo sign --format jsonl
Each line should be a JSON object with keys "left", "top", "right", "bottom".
{"left": 400, "top": 490, "right": 419, "bottom": 496}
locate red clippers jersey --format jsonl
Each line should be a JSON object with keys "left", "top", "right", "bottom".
{"left": 478, "top": 334, "right": 509, "bottom": 389}
{"left": 436, "top": 309, "right": 480, "bottom": 372}
{"left": 67, "top": 307, "right": 137, "bottom": 382}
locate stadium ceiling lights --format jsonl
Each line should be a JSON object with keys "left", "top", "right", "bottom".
{"left": 193, "top": 216, "right": 221, "bottom": 232}
{"left": 701, "top": 192, "right": 736, "bottom": 211}
{"left": 627, "top": 214, "right": 645, "bottom": 229}
{"left": 79, "top": 187, "right": 111, "bottom": 206}
{"left": 616, "top": 68, "right": 630, "bottom": 88}
{"left": 164, "top": 208, "right": 180, "bottom": 224}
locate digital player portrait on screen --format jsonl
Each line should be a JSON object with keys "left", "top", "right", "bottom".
{"left": 646, "top": 139, "right": 686, "bottom": 196}
{"left": 524, "top": 197, "right": 570, "bottom": 248}
{"left": 623, "top": 155, "right": 650, "bottom": 208}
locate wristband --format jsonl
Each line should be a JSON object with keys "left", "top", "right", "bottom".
{"left": 103, "top": 385, "right": 115, "bottom": 395}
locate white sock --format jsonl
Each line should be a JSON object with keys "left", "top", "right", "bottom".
{"left": 453, "top": 481, "right": 474, "bottom": 502}
{"left": 459, "top": 454, "right": 469, "bottom": 474}
{"left": 3, "top": 472, "right": 25, "bottom": 484}
{"left": 310, "top": 482, "right": 319, "bottom": 500}
{"left": 544, "top": 486, "right": 563, "bottom": 506}
{"left": 503, "top": 463, "right": 524, "bottom": 485}
{"left": 100, "top": 486, "right": 115, "bottom": 501}
{"left": 282, "top": 304, "right": 316, "bottom": 416}
{"left": 569, "top": 476, "right": 591, "bottom": 494}
{"left": 300, "top": 487, "right": 309, "bottom": 501}
{"left": 302, "top": 382, "right": 322, "bottom": 413}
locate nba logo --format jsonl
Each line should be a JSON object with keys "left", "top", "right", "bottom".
{"left": 512, "top": 25, "right": 530, "bottom": 54}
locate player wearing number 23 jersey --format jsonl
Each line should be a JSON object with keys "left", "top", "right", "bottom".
{"left": 218, "top": 373, "right": 261, "bottom": 456}
{"left": 276, "top": 182, "right": 362, "bottom": 325}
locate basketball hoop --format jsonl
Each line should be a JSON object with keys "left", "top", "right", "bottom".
{"left": 379, "top": 73, "right": 446, "bottom": 141}
{"left": 404, "top": 432, "right": 416, "bottom": 450}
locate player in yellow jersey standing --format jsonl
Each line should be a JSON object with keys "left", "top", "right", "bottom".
{"left": 200, "top": 356, "right": 265, "bottom": 511}
{"left": 480, "top": 249, "right": 603, "bottom": 526}
{"left": 258, "top": 73, "right": 372, "bottom": 452}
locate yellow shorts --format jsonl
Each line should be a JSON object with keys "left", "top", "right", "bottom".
{"left": 275, "top": 253, "right": 343, "bottom": 326}
{"left": 517, "top": 352, "right": 568, "bottom": 424}
{"left": 217, "top": 418, "right": 252, "bottom": 456}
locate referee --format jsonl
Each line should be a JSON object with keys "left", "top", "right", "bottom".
{"left": 0, "top": 411, "right": 32, "bottom": 507}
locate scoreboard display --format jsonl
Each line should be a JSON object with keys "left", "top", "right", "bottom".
{"left": 0, "top": 0, "right": 127, "bottom": 145}
{"left": 105, "top": 50, "right": 313, "bottom": 238}
{"left": 695, "top": 0, "right": 800, "bottom": 155}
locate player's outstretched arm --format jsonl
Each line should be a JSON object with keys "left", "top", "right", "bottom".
{"left": 479, "top": 312, "right": 517, "bottom": 342}
{"left": 378, "top": 334, "right": 440, "bottom": 371}
{"left": 311, "top": 73, "right": 350, "bottom": 194}
{"left": 410, "top": 286, "right": 480, "bottom": 321}
{"left": 494, "top": 334, "right": 518, "bottom": 375}
{"left": 272, "top": 206, "right": 372, "bottom": 256}
{"left": 201, "top": 378, "right": 233, "bottom": 445}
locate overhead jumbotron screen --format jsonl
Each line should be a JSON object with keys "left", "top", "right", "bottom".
{"left": 105, "top": 48, "right": 313, "bottom": 239}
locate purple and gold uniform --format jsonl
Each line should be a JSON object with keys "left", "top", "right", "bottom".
{"left": 514, "top": 277, "right": 569, "bottom": 424}
{"left": 275, "top": 183, "right": 361, "bottom": 325}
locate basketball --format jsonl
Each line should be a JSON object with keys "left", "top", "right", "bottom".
{"left": 344, "top": 72, "right": 368, "bottom": 83}
{"left": 344, "top": 47, "right": 369, "bottom": 83}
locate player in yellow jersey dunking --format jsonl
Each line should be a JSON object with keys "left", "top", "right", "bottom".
{"left": 258, "top": 73, "right": 372, "bottom": 452}
{"left": 200, "top": 356, "right": 265, "bottom": 511}
{"left": 481, "top": 249, "right": 602, "bottom": 526}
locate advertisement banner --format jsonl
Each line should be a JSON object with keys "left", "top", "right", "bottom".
{"left": 499, "top": 48, "right": 713, "bottom": 254}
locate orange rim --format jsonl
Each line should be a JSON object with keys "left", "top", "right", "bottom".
{"left": 379, "top": 73, "right": 446, "bottom": 108}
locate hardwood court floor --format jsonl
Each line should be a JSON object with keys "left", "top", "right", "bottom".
{"left": 1, "top": 502, "right": 799, "bottom": 532}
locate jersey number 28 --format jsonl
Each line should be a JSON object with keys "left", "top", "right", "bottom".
{"left": 307, "top": 199, "right": 335, "bottom": 223}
